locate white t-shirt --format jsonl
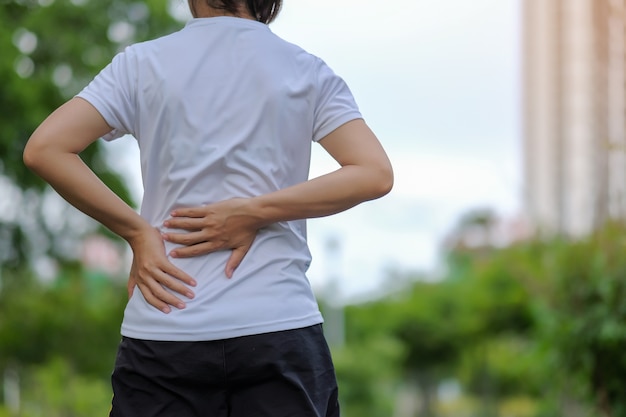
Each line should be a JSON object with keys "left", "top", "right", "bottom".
{"left": 77, "top": 16, "right": 362, "bottom": 341}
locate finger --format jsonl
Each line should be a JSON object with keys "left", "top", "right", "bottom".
{"left": 162, "top": 230, "right": 208, "bottom": 246}
{"left": 136, "top": 255, "right": 197, "bottom": 289}
{"left": 143, "top": 274, "right": 189, "bottom": 310}
{"left": 170, "top": 207, "right": 207, "bottom": 218}
{"left": 156, "top": 265, "right": 197, "bottom": 297}
{"left": 127, "top": 275, "right": 136, "bottom": 299}
{"left": 136, "top": 282, "right": 177, "bottom": 314}
{"left": 225, "top": 246, "right": 249, "bottom": 278}
{"left": 169, "top": 241, "right": 221, "bottom": 258}
{"left": 128, "top": 260, "right": 138, "bottom": 298}
{"left": 135, "top": 262, "right": 194, "bottom": 309}
{"left": 163, "top": 217, "right": 205, "bottom": 231}
{"left": 159, "top": 260, "right": 197, "bottom": 287}
{"left": 157, "top": 275, "right": 195, "bottom": 301}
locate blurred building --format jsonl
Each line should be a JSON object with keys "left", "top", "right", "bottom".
{"left": 523, "top": 0, "right": 626, "bottom": 236}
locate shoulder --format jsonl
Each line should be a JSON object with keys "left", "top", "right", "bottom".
{"left": 120, "top": 25, "right": 187, "bottom": 57}
{"left": 268, "top": 34, "right": 338, "bottom": 77}
{"left": 261, "top": 28, "right": 320, "bottom": 63}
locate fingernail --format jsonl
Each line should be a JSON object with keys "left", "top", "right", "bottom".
{"left": 191, "top": 280, "right": 197, "bottom": 286}
{"left": 170, "top": 251, "right": 178, "bottom": 257}
{"left": 162, "top": 306, "right": 171, "bottom": 314}
{"left": 186, "top": 292, "right": 194, "bottom": 299}
{"left": 163, "top": 221, "right": 170, "bottom": 227}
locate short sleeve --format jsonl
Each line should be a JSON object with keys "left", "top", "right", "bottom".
{"left": 312, "top": 58, "right": 363, "bottom": 142}
{"left": 76, "top": 46, "right": 137, "bottom": 141}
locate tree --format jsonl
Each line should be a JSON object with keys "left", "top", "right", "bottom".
{"left": 450, "top": 220, "right": 626, "bottom": 416}
{"left": 524, "top": 223, "right": 626, "bottom": 417}
{"left": 0, "top": 0, "right": 183, "bottom": 270}
{"left": 0, "top": 264, "right": 127, "bottom": 379}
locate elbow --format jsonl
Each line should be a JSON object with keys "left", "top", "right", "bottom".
{"left": 377, "top": 165, "right": 394, "bottom": 197}
{"left": 22, "top": 141, "right": 37, "bottom": 171}
{"left": 23, "top": 140, "right": 42, "bottom": 173}
{"left": 369, "top": 164, "right": 394, "bottom": 199}
{"left": 23, "top": 136, "right": 50, "bottom": 174}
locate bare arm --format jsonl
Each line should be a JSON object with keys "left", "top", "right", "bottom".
{"left": 251, "top": 119, "right": 393, "bottom": 222}
{"left": 23, "top": 97, "right": 196, "bottom": 313}
{"left": 163, "top": 119, "right": 393, "bottom": 275}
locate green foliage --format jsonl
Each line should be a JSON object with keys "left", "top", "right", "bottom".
{"left": 335, "top": 265, "right": 534, "bottom": 417}
{"left": 393, "top": 282, "right": 467, "bottom": 373}
{"left": 5, "top": 358, "right": 112, "bottom": 417}
{"left": 0, "top": 264, "right": 126, "bottom": 415}
{"left": 333, "top": 221, "right": 626, "bottom": 416}
{"left": 0, "top": 266, "right": 127, "bottom": 379}
{"left": 447, "top": 221, "right": 626, "bottom": 416}
{"left": 0, "top": 0, "right": 182, "bottom": 267}
{"left": 333, "top": 336, "right": 403, "bottom": 417}
{"left": 525, "top": 224, "right": 626, "bottom": 416}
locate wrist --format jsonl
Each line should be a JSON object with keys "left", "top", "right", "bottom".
{"left": 244, "top": 196, "right": 274, "bottom": 229}
{"left": 120, "top": 221, "right": 155, "bottom": 247}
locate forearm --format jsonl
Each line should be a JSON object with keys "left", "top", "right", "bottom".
{"left": 249, "top": 163, "right": 393, "bottom": 227}
{"left": 25, "top": 150, "right": 149, "bottom": 244}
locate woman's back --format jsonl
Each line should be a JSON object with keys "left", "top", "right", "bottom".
{"left": 78, "top": 16, "right": 361, "bottom": 341}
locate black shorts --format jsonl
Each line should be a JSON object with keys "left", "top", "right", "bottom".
{"left": 109, "top": 324, "right": 340, "bottom": 417}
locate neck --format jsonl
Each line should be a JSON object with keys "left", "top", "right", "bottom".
{"left": 189, "top": 1, "right": 255, "bottom": 20}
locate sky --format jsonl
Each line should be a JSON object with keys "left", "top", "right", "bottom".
{"left": 107, "top": 0, "right": 522, "bottom": 303}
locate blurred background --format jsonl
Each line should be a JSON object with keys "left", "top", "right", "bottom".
{"left": 1, "top": 0, "right": 626, "bottom": 416}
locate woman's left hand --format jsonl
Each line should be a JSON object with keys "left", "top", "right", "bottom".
{"left": 161, "top": 198, "right": 260, "bottom": 278}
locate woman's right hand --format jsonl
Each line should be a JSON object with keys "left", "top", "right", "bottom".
{"left": 128, "top": 226, "right": 197, "bottom": 314}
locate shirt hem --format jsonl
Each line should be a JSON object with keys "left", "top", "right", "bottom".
{"left": 75, "top": 93, "right": 127, "bottom": 141}
{"left": 119, "top": 313, "right": 324, "bottom": 342}
{"left": 313, "top": 112, "right": 363, "bottom": 142}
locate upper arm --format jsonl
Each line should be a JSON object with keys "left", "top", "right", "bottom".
{"left": 24, "top": 97, "right": 113, "bottom": 161}
{"left": 318, "top": 119, "right": 393, "bottom": 172}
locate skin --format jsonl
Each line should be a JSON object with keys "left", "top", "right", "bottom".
{"left": 188, "top": 0, "right": 255, "bottom": 20}
{"left": 23, "top": 3, "right": 393, "bottom": 314}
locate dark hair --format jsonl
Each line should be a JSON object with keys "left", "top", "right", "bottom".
{"left": 207, "top": 0, "right": 282, "bottom": 24}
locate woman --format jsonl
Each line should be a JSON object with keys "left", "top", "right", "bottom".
{"left": 23, "top": 0, "right": 393, "bottom": 416}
